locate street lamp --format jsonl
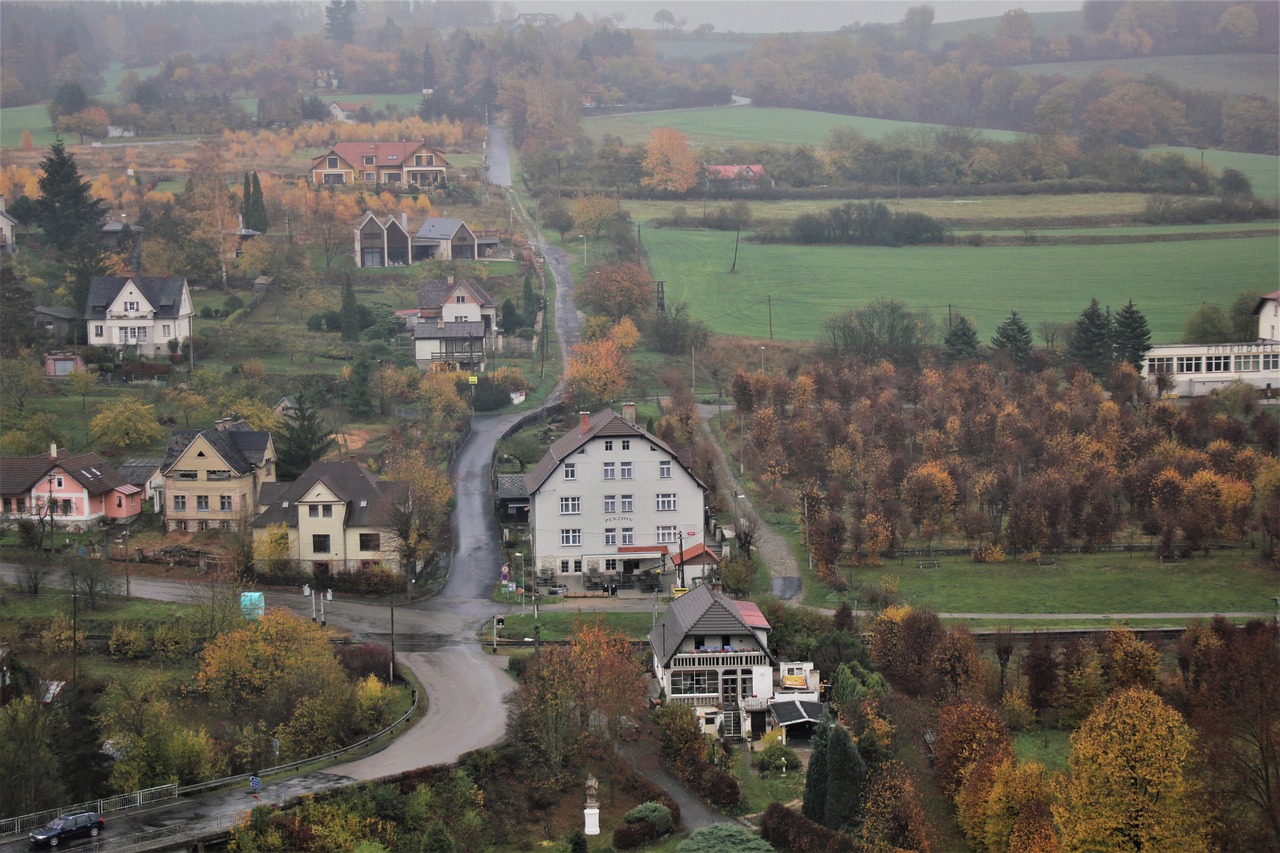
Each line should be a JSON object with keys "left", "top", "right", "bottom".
{"left": 578, "top": 234, "right": 587, "bottom": 266}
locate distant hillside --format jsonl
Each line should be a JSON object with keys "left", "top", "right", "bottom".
{"left": 929, "top": 9, "right": 1085, "bottom": 48}
{"left": 1013, "top": 53, "right": 1280, "bottom": 100}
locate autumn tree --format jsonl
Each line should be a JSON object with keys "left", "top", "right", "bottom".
{"left": 195, "top": 608, "right": 353, "bottom": 745}
{"left": 934, "top": 698, "right": 1013, "bottom": 797}
{"left": 379, "top": 455, "right": 453, "bottom": 577}
{"left": 1055, "top": 687, "right": 1211, "bottom": 852}
{"left": 98, "top": 675, "right": 218, "bottom": 790}
{"left": 66, "top": 366, "right": 98, "bottom": 411}
{"left": 641, "top": 127, "right": 699, "bottom": 193}
{"left": 563, "top": 338, "right": 628, "bottom": 411}
{"left": 571, "top": 193, "right": 621, "bottom": 238}
{"left": 862, "top": 760, "right": 931, "bottom": 851}
{"left": 578, "top": 262, "right": 654, "bottom": 321}
{"left": 901, "top": 460, "right": 956, "bottom": 546}
{"left": 0, "top": 697, "right": 66, "bottom": 813}
{"left": 90, "top": 397, "right": 165, "bottom": 454}
{"left": 1189, "top": 618, "right": 1280, "bottom": 850}
{"left": 566, "top": 617, "right": 647, "bottom": 739}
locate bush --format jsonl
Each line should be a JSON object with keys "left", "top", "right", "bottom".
{"left": 692, "top": 763, "right": 741, "bottom": 810}
{"left": 613, "top": 820, "right": 657, "bottom": 849}
{"left": 624, "top": 802, "right": 672, "bottom": 835}
{"left": 224, "top": 294, "right": 246, "bottom": 313}
{"left": 108, "top": 623, "right": 150, "bottom": 659}
{"left": 759, "top": 802, "right": 862, "bottom": 852}
{"left": 316, "top": 564, "right": 401, "bottom": 596}
{"left": 153, "top": 619, "right": 197, "bottom": 662}
{"left": 336, "top": 642, "right": 394, "bottom": 682}
{"left": 41, "top": 613, "right": 83, "bottom": 654}
{"left": 199, "top": 305, "right": 214, "bottom": 318}
{"left": 754, "top": 742, "right": 799, "bottom": 777}
{"left": 972, "top": 542, "right": 1006, "bottom": 563}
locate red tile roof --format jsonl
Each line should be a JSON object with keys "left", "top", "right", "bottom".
{"left": 734, "top": 600, "right": 770, "bottom": 630}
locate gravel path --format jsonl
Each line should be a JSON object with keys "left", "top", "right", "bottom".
{"left": 696, "top": 404, "right": 801, "bottom": 599}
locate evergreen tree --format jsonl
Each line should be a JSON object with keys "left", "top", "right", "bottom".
{"left": 802, "top": 715, "right": 831, "bottom": 823}
{"left": 276, "top": 394, "right": 336, "bottom": 481}
{"left": 823, "top": 722, "right": 867, "bottom": 831}
{"left": 1067, "top": 299, "right": 1115, "bottom": 379}
{"left": 249, "top": 172, "right": 267, "bottom": 232}
{"left": 1113, "top": 300, "right": 1152, "bottom": 370}
{"left": 345, "top": 357, "right": 374, "bottom": 418}
{"left": 340, "top": 273, "right": 360, "bottom": 341}
{"left": 241, "top": 172, "right": 252, "bottom": 226}
{"left": 501, "top": 299, "right": 519, "bottom": 333}
{"left": 943, "top": 315, "right": 981, "bottom": 364}
{"left": 325, "top": 0, "right": 356, "bottom": 43}
{"left": 35, "top": 139, "right": 107, "bottom": 256}
{"left": 990, "top": 310, "right": 1034, "bottom": 370}
{"left": 421, "top": 44, "right": 436, "bottom": 90}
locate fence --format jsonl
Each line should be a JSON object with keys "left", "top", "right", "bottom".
{"left": 1, "top": 685, "right": 418, "bottom": 842}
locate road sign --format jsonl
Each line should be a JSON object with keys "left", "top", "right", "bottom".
{"left": 250, "top": 775, "right": 262, "bottom": 792}
{"left": 468, "top": 375, "right": 479, "bottom": 385}
{"left": 501, "top": 564, "right": 510, "bottom": 582}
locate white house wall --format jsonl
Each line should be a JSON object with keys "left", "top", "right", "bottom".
{"left": 1142, "top": 341, "right": 1280, "bottom": 397}
{"left": 531, "top": 436, "right": 705, "bottom": 575}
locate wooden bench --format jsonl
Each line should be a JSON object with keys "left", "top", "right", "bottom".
{"left": 917, "top": 559, "right": 941, "bottom": 569}
{"left": 1036, "top": 556, "right": 1057, "bottom": 567}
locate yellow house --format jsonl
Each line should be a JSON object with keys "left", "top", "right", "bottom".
{"left": 162, "top": 420, "right": 276, "bottom": 532}
{"left": 251, "top": 461, "right": 405, "bottom": 573}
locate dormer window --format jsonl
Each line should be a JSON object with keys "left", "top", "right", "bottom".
{"left": 327, "top": 156, "right": 339, "bottom": 169}
{"left": 364, "top": 156, "right": 375, "bottom": 166}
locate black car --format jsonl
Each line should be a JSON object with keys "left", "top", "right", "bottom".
{"left": 28, "top": 811, "right": 105, "bottom": 847}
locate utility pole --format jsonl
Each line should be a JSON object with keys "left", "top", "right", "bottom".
{"left": 768, "top": 295, "right": 773, "bottom": 340}
{"left": 730, "top": 227, "right": 740, "bottom": 273}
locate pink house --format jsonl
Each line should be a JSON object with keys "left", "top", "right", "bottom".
{"left": 0, "top": 445, "right": 141, "bottom": 529}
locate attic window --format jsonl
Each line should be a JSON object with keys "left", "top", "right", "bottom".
{"left": 282, "top": 501, "right": 290, "bottom": 508}
{"left": 387, "top": 155, "right": 398, "bottom": 161}
{"left": 196, "top": 451, "right": 206, "bottom": 457}
{"left": 359, "top": 499, "right": 367, "bottom": 507}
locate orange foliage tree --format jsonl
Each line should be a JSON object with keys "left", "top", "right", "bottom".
{"left": 641, "top": 127, "right": 699, "bottom": 193}
{"left": 563, "top": 338, "right": 628, "bottom": 411}
{"left": 578, "top": 261, "right": 653, "bottom": 321}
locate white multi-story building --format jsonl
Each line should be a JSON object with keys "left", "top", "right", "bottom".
{"left": 1141, "top": 292, "right": 1280, "bottom": 397}
{"left": 524, "top": 408, "right": 707, "bottom": 583}
{"left": 85, "top": 276, "right": 193, "bottom": 357}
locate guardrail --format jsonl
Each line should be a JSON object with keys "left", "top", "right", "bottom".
{"left": 2, "top": 685, "right": 418, "bottom": 842}
{"left": 0, "top": 785, "right": 178, "bottom": 836}
{"left": 70, "top": 809, "right": 246, "bottom": 853}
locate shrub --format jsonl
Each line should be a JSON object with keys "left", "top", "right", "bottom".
{"left": 624, "top": 802, "right": 672, "bottom": 836}
{"left": 199, "top": 305, "right": 214, "bottom": 318}
{"left": 336, "top": 642, "right": 394, "bottom": 682}
{"left": 1000, "top": 689, "right": 1035, "bottom": 732}
{"left": 613, "top": 820, "right": 657, "bottom": 849}
{"left": 109, "top": 623, "right": 150, "bottom": 659}
{"left": 972, "top": 542, "right": 1006, "bottom": 563}
{"left": 759, "top": 802, "right": 862, "bottom": 852}
{"left": 41, "top": 613, "right": 84, "bottom": 654}
{"left": 153, "top": 619, "right": 197, "bottom": 661}
{"left": 223, "top": 294, "right": 246, "bottom": 313}
{"left": 692, "top": 763, "right": 741, "bottom": 810}
{"left": 755, "top": 742, "right": 799, "bottom": 777}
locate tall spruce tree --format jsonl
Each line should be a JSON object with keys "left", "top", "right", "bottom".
{"left": 325, "top": 0, "right": 356, "bottom": 43}
{"left": 1113, "top": 300, "right": 1152, "bottom": 370}
{"left": 990, "top": 310, "right": 1034, "bottom": 370}
{"left": 1067, "top": 299, "right": 1115, "bottom": 379}
{"left": 249, "top": 172, "right": 267, "bottom": 232}
{"left": 241, "top": 172, "right": 252, "bottom": 227}
{"left": 802, "top": 715, "right": 832, "bottom": 823}
{"left": 35, "top": 139, "right": 106, "bottom": 256}
{"left": 823, "top": 722, "right": 867, "bottom": 831}
{"left": 276, "top": 393, "right": 336, "bottom": 480}
{"left": 943, "top": 315, "right": 981, "bottom": 364}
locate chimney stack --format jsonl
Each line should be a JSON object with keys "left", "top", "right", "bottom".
{"left": 50, "top": 442, "right": 58, "bottom": 460}
{"left": 622, "top": 402, "right": 636, "bottom": 425}
{"left": 580, "top": 411, "right": 591, "bottom": 434}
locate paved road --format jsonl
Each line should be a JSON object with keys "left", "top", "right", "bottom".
{"left": 486, "top": 124, "right": 513, "bottom": 188}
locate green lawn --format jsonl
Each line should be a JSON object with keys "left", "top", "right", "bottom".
{"left": 1013, "top": 729, "right": 1071, "bottom": 775}
{"left": 645, "top": 228, "right": 1275, "bottom": 342}
{"left": 499, "top": 610, "right": 659, "bottom": 642}
{"left": 1, "top": 103, "right": 56, "bottom": 149}
{"left": 1, "top": 585, "right": 194, "bottom": 624}
{"left": 821, "top": 551, "right": 1280, "bottom": 616}
{"left": 1016, "top": 53, "right": 1280, "bottom": 100}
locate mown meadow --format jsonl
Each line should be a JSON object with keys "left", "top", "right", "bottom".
{"left": 644, "top": 228, "right": 1274, "bottom": 342}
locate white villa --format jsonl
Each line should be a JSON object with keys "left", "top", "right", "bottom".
{"left": 1142, "top": 291, "right": 1280, "bottom": 397}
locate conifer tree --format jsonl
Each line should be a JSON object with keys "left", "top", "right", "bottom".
{"left": 1113, "top": 300, "right": 1152, "bottom": 370}
{"left": 802, "top": 715, "right": 831, "bottom": 824}
{"left": 276, "top": 393, "right": 336, "bottom": 480}
{"left": 990, "top": 310, "right": 1034, "bottom": 370}
{"left": 1067, "top": 299, "right": 1115, "bottom": 379}
{"left": 943, "top": 315, "right": 981, "bottom": 364}
{"left": 35, "top": 139, "right": 106, "bottom": 256}
{"left": 824, "top": 722, "right": 867, "bottom": 831}
{"left": 249, "top": 172, "right": 267, "bottom": 232}
{"left": 241, "top": 172, "right": 252, "bottom": 226}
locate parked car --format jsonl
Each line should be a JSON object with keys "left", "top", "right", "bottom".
{"left": 28, "top": 811, "right": 105, "bottom": 847}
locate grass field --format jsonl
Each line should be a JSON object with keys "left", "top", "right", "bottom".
{"left": 1143, "top": 145, "right": 1280, "bottom": 200}
{"left": 645, "top": 228, "right": 1275, "bottom": 342}
{"left": 1, "top": 103, "right": 57, "bottom": 149}
{"left": 586, "top": 105, "right": 1024, "bottom": 148}
{"left": 1015, "top": 53, "right": 1280, "bottom": 100}
{"left": 813, "top": 550, "right": 1279, "bottom": 616}
{"left": 1013, "top": 729, "right": 1070, "bottom": 774}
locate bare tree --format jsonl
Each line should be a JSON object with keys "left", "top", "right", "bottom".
{"left": 184, "top": 569, "right": 245, "bottom": 641}
{"left": 64, "top": 556, "right": 118, "bottom": 610}
{"left": 19, "top": 552, "right": 52, "bottom": 596}
{"left": 735, "top": 512, "right": 759, "bottom": 560}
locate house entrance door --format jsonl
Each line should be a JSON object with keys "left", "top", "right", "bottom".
{"left": 721, "top": 673, "right": 738, "bottom": 704}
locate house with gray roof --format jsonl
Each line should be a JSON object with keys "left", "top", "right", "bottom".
{"left": 648, "top": 582, "right": 775, "bottom": 739}
{"left": 410, "top": 275, "right": 500, "bottom": 370}
{"left": 85, "top": 275, "right": 193, "bottom": 357}
{"left": 251, "top": 460, "right": 406, "bottom": 574}
{"left": 161, "top": 420, "right": 276, "bottom": 532}
{"left": 525, "top": 408, "right": 707, "bottom": 592}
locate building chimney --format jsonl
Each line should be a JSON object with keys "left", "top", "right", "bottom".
{"left": 580, "top": 411, "right": 591, "bottom": 434}
{"left": 402, "top": 211, "right": 408, "bottom": 230}
{"left": 622, "top": 402, "right": 636, "bottom": 425}
{"left": 50, "top": 442, "right": 58, "bottom": 460}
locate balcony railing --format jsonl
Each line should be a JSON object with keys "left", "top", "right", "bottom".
{"left": 671, "top": 650, "right": 769, "bottom": 669}
{"left": 667, "top": 694, "right": 722, "bottom": 708}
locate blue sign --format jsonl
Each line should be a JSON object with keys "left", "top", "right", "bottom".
{"left": 250, "top": 775, "right": 262, "bottom": 791}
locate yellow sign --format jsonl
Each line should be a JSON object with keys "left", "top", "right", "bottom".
{"left": 468, "top": 375, "right": 479, "bottom": 385}
{"left": 672, "top": 587, "right": 688, "bottom": 598}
